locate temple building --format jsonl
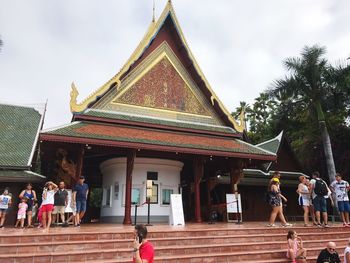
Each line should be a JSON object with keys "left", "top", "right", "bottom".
{"left": 37, "top": 1, "right": 279, "bottom": 224}
{"left": 0, "top": 103, "right": 45, "bottom": 224}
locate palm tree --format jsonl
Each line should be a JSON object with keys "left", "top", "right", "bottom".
{"left": 271, "top": 45, "right": 349, "bottom": 183}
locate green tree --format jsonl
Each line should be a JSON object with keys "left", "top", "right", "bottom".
{"left": 270, "top": 45, "right": 350, "bottom": 183}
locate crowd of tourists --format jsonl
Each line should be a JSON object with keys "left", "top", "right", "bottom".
{"left": 0, "top": 176, "right": 89, "bottom": 230}
{"left": 267, "top": 171, "right": 350, "bottom": 228}
{"left": 265, "top": 170, "right": 350, "bottom": 262}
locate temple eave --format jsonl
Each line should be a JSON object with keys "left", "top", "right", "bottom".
{"left": 39, "top": 133, "right": 276, "bottom": 161}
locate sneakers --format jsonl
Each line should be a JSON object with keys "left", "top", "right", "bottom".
{"left": 323, "top": 224, "right": 330, "bottom": 228}
{"left": 281, "top": 223, "right": 292, "bottom": 227}
{"left": 266, "top": 224, "right": 276, "bottom": 227}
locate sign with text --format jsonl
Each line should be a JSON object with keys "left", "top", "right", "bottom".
{"left": 226, "top": 194, "right": 242, "bottom": 213}
{"left": 169, "top": 194, "right": 185, "bottom": 226}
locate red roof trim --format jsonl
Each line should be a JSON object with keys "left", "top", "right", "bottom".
{"left": 40, "top": 134, "right": 276, "bottom": 161}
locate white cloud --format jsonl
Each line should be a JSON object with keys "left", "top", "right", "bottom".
{"left": 0, "top": 0, "right": 349, "bottom": 128}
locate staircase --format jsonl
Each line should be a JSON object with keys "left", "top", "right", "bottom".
{"left": 0, "top": 223, "right": 349, "bottom": 263}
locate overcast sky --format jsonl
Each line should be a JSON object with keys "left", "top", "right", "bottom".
{"left": 1, "top": 0, "right": 349, "bottom": 128}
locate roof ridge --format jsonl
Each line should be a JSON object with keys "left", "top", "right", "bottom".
{"left": 69, "top": 2, "right": 172, "bottom": 113}
{"left": 238, "top": 139, "right": 276, "bottom": 156}
{"left": 256, "top": 131, "right": 284, "bottom": 147}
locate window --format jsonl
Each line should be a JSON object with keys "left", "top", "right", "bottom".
{"left": 106, "top": 187, "right": 111, "bottom": 206}
{"left": 147, "top": 171, "right": 158, "bottom": 181}
{"left": 162, "top": 189, "right": 173, "bottom": 205}
{"left": 131, "top": 188, "right": 141, "bottom": 205}
{"left": 102, "top": 186, "right": 112, "bottom": 207}
{"left": 148, "top": 184, "right": 158, "bottom": 204}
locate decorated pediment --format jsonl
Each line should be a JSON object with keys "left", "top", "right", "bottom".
{"left": 113, "top": 56, "right": 210, "bottom": 116}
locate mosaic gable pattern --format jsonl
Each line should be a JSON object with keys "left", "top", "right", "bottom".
{"left": 113, "top": 57, "right": 210, "bottom": 116}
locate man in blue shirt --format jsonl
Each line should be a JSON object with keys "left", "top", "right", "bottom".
{"left": 73, "top": 176, "right": 89, "bottom": 227}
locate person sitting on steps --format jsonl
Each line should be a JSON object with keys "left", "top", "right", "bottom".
{"left": 286, "top": 230, "right": 307, "bottom": 263}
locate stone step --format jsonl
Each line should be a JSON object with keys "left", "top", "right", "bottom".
{"left": 1, "top": 225, "right": 348, "bottom": 243}
{"left": 0, "top": 238, "right": 347, "bottom": 262}
{"left": 0, "top": 234, "right": 348, "bottom": 255}
{"left": 0, "top": 232, "right": 349, "bottom": 250}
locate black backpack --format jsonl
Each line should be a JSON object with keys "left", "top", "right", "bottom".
{"left": 314, "top": 178, "right": 328, "bottom": 196}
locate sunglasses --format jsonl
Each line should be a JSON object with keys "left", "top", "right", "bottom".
{"left": 328, "top": 248, "right": 336, "bottom": 252}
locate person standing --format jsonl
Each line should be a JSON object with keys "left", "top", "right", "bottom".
{"left": 41, "top": 181, "right": 58, "bottom": 230}
{"left": 132, "top": 224, "right": 154, "bottom": 263}
{"left": 330, "top": 173, "right": 350, "bottom": 226}
{"left": 0, "top": 188, "right": 12, "bottom": 228}
{"left": 15, "top": 198, "right": 28, "bottom": 228}
{"left": 305, "top": 178, "right": 317, "bottom": 225}
{"left": 297, "top": 176, "right": 311, "bottom": 226}
{"left": 73, "top": 176, "right": 89, "bottom": 227}
{"left": 267, "top": 178, "right": 291, "bottom": 227}
{"left": 317, "top": 241, "right": 341, "bottom": 263}
{"left": 19, "top": 183, "right": 37, "bottom": 228}
{"left": 310, "top": 171, "right": 331, "bottom": 227}
{"left": 52, "top": 181, "right": 68, "bottom": 226}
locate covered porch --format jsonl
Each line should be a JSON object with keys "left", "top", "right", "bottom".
{"left": 39, "top": 120, "right": 275, "bottom": 224}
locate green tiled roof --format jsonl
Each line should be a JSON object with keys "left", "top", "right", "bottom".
{"left": 0, "top": 170, "right": 45, "bottom": 182}
{"left": 0, "top": 104, "right": 42, "bottom": 167}
{"left": 81, "top": 109, "right": 237, "bottom": 135}
{"left": 256, "top": 131, "right": 283, "bottom": 154}
{"left": 42, "top": 121, "right": 275, "bottom": 158}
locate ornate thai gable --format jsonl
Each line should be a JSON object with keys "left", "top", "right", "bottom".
{"left": 70, "top": 1, "right": 246, "bottom": 131}
{"left": 93, "top": 43, "right": 223, "bottom": 125}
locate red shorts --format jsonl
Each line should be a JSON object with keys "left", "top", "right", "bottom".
{"left": 41, "top": 204, "right": 54, "bottom": 213}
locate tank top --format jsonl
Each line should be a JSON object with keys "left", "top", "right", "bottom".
{"left": 299, "top": 184, "right": 310, "bottom": 199}
{"left": 24, "top": 190, "right": 34, "bottom": 205}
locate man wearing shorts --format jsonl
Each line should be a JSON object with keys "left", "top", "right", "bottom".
{"left": 310, "top": 171, "right": 331, "bottom": 227}
{"left": 330, "top": 173, "right": 350, "bottom": 226}
{"left": 52, "top": 181, "right": 68, "bottom": 225}
{"left": 73, "top": 176, "right": 89, "bottom": 227}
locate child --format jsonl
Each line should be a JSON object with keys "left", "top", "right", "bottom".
{"left": 15, "top": 198, "right": 28, "bottom": 228}
{"left": 0, "top": 188, "right": 12, "bottom": 228}
{"left": 65, "top": 198, "right": 77, "bottom": 227}
{"left": 287, "top": 230, "right": 307, "bottom": 263}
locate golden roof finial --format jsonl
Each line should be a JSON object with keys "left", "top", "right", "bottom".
{"left": 152, "top": 0, "right": 155, "bottom": 22}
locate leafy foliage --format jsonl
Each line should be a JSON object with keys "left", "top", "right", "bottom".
{"left": 232, "top": 45, "right": 350, "bottom": 177}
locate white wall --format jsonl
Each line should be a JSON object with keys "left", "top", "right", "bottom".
{"left": 100, "top": 157, "right": 183, "bottom": 219}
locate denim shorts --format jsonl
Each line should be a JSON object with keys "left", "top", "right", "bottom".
{"left": 0, "top": 208, "right": 8, "bottom": 214}
{"left": 313, "top": 196, "right": 327, "bottom": 212}
{"left": 76, "top": 200, "right": 87, "bottom": 213}
{"left": 338, "top": 201, "right": 350, "bottom": 212}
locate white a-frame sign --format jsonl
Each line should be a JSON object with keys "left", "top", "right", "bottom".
{"left": 169, "top": 194, "right": 185, "bottom": 226}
